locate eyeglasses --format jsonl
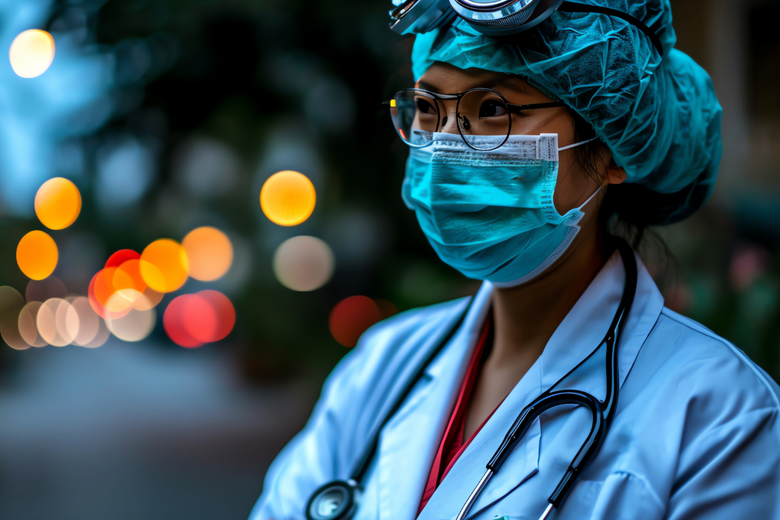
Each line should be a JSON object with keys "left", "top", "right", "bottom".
{"left": 382, "top": 87, "right": 565, "bottom": 151}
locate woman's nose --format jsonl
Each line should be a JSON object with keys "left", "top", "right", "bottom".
{"left": 439, "top": 107, "right": 459, "bottom": 134}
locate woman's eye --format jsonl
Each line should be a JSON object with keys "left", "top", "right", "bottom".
{"left": 415, "top": 99, "right": 436, "bottom": 114}
{"left": 479, "top": 100, "right": 508, "bottom": 118}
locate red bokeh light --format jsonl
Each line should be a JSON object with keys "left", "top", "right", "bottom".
{"left": 164, "top": 290, "right": 236, "bottom": 348}
{"left": 197, "top": 290, "right": 236, "bottom": 342}
{"left": 328, "top": 296, "right": 382, "bottom": 348}
{"left": 105, "top": 249, "right": 141, "bottom": 269}
{"left": 164, "top": 295, "right": 203, "bottom": 348}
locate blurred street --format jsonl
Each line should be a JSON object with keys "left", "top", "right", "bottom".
{"left": 0, "top": 341, "right": 318, "bottom": 520}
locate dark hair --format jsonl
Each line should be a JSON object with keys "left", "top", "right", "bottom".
{"left": 568, "top": 108, "right": 651, "bottom": 249}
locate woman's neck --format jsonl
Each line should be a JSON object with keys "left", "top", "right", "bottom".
{"left": 489, "top": 227, "right": 608, "bottom": 368}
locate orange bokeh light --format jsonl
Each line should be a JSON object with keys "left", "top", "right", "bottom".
{"left": 113, "top": 259, "right": 147, "bottom": 294}
{"left": 17, "top": 230, "right": 58, "bottom": 280}
{"left": 88, "top": 268, "right": 130, "bottom": 320}
{"left": 260, "top": 170, "right": 316, "bottom": 226}
{"left": 182, "top": 227, "right": 233, "bottom": 282}
{"left": 34, "top": 177, "right": 82, "bottom": 230}
{"left": 140, "top": 239, "right": 189, "bottom": 293}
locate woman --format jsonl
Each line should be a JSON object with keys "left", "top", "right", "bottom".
{"left": 250, "top": 1, "right": 780, "bottom": 519}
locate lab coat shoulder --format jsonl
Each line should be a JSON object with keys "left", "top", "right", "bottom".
{"left": 628, "top": 306, "right": 780, "bottom": 520}
{"left": 651, "top": 307, "right": 780, "bottom": 414}
{"left": 248, "top": 296, "right": 471, "bottom": 520}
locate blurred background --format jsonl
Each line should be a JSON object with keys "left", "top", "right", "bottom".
{"left": 0, "top": 0, "right": 778, "bottom": 518}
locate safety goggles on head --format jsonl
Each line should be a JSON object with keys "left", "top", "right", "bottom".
{"left": 389, "top": 0, "right": 663, "bottom": 57}
{"left": 382, "top": 87, "right": 566, "bottom": 151}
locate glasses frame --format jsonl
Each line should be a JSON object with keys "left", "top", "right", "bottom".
{"left": 382, "top": 87, "right": 566, "bottom": 151}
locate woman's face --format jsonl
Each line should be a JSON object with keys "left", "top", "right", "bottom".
{"left": 416, "top": 62, "right": 620, "bottom": 220}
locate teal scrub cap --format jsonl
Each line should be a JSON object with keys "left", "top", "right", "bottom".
{"left": 406, "top": 0, "right": 723, "bottom": 224}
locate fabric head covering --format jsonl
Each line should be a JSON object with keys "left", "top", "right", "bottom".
{"left": 404, "top": 0, "right": 722, "bottom": 224}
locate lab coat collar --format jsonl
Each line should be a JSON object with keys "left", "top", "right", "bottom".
{"left": 536, "top": 248, "right": 664, "bottom": 399}
{"left": 376, "top": 283, "right": 492, "bottom": 520}
{"left": 379, "top": 249, "right": 664, "bottom": 520}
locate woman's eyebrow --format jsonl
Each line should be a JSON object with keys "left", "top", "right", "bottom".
{"left": 486, "top": 75, "right": 530, "bottom": 94}
{"left": 416, "top": 80, "right": 440, "bottom": 92}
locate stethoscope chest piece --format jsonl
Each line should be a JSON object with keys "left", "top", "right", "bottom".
{"left": 306, "top": 479, "right": 361, "bottom": 520}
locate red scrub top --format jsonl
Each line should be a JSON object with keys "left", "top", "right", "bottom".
{"left": 417, "top": 314, "right": 507, "bottom": 516}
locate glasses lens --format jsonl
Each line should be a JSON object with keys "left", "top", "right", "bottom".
{"left": 457, "top": 90, "right": 511, "bottom": 150}
{"left": 389, "top": 90, "right": 438, "bottom": 147}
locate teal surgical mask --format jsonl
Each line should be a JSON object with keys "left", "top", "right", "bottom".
{"left": 401, "top": 132, "right": 601, "bottom": 287}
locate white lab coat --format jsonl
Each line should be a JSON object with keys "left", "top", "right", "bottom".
{"left": 249, "top": 249, "right": 780, "bottom": 520}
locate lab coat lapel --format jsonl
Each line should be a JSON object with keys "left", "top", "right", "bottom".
{"left": 418, "top": 249, "right": 664, "bottom": 520}
{"left": 417, "top": 353, "right": 543, "bottom": 520}
{"left": 538, "top": 249, "right": 664, "bottom": 398}
{"left": 376, "top": 284, "right": 494, "bottom": 520}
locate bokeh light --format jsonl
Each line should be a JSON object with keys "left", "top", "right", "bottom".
{"left": 328, "top": 296, "right": 382, "bottom": 348}
{"left": 26, "top": 276, "right": 67, "bottom": 303}
{"left": 82, "top": 319, "right": 110, "bottom": 349}
{"left": 105, "top": 293, "right": 156, "bottom": 342}
{"left": 34, "top": 177, "right": 82, "bottom": 230}
{"left": 9, "top": 29, "right": 55, "bottom": 79}
{"left": 374, "top": 299, "right": 399, "bottom": 320}
{"left": 182, "top": 227, "right": 233, "bottom": 282}
{"left": 17, "top": 230, "right": 58, "bottom": 280}
{"left": 260, "top": 170, "right": 316, "bottom": 226}
{"left": 104, "top": 287, "right": 141, "bottom": 315}
{"left": 106, "top": 249, "right": 141, "bottom": 268}
{"left": 194, "top": 290, "right": 236, "bottom": 342}
{"left": 68, "top": 296, "right": 101, "bottom": 347}
{"left": 37, "top": 298, "right": 77, "bottom": 347}
{"left": 134, "top": 287, "right": 164, "bottom": 311}
{"left": 140, "top": 239, "right": 189, "bottom": 293}
{"left": 273, "top": 236, "right": 335, "bottom": 292}
{"left": 18, "top": 302, "right": 46, "bottom": 347}
{"left": 163, "top": 295, "right": 202, "bottom": 348}
{"left": 113, "top": 259, "right": 148, "bottom": 295}
{"left": 89, "top": 268, "right": 126, "bottom": 320}
{"left": 164, "top": 290, "right": 235, "bottom": 348}
{"left": 89, "top": 261, "right": 164, "bottom": 321}
{"left": 0, "top": 287, "right": 27, "bottom": 350}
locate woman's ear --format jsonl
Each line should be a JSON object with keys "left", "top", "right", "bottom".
{"left": 605, "top": 153, "right": 627, "bottom": 185}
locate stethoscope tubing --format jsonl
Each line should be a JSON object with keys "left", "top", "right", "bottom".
{"left": 455, "top": 238, "right": 637, "bottom": 520}
{"left": 305, "top": 238, "right": 638, "bottom": 520}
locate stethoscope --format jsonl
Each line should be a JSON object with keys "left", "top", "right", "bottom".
{"left": 306, "top": 237, "right": 637, "bottom": 520}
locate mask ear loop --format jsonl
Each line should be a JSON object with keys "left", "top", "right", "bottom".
{"left": 558, "top": 137, "right": 598, "bottom": 152}
{"left": 577, "top": 183, "right": 605, "bottom": 210}
{"left": 557, "top": 136, "right": 608, "bottom": 209}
